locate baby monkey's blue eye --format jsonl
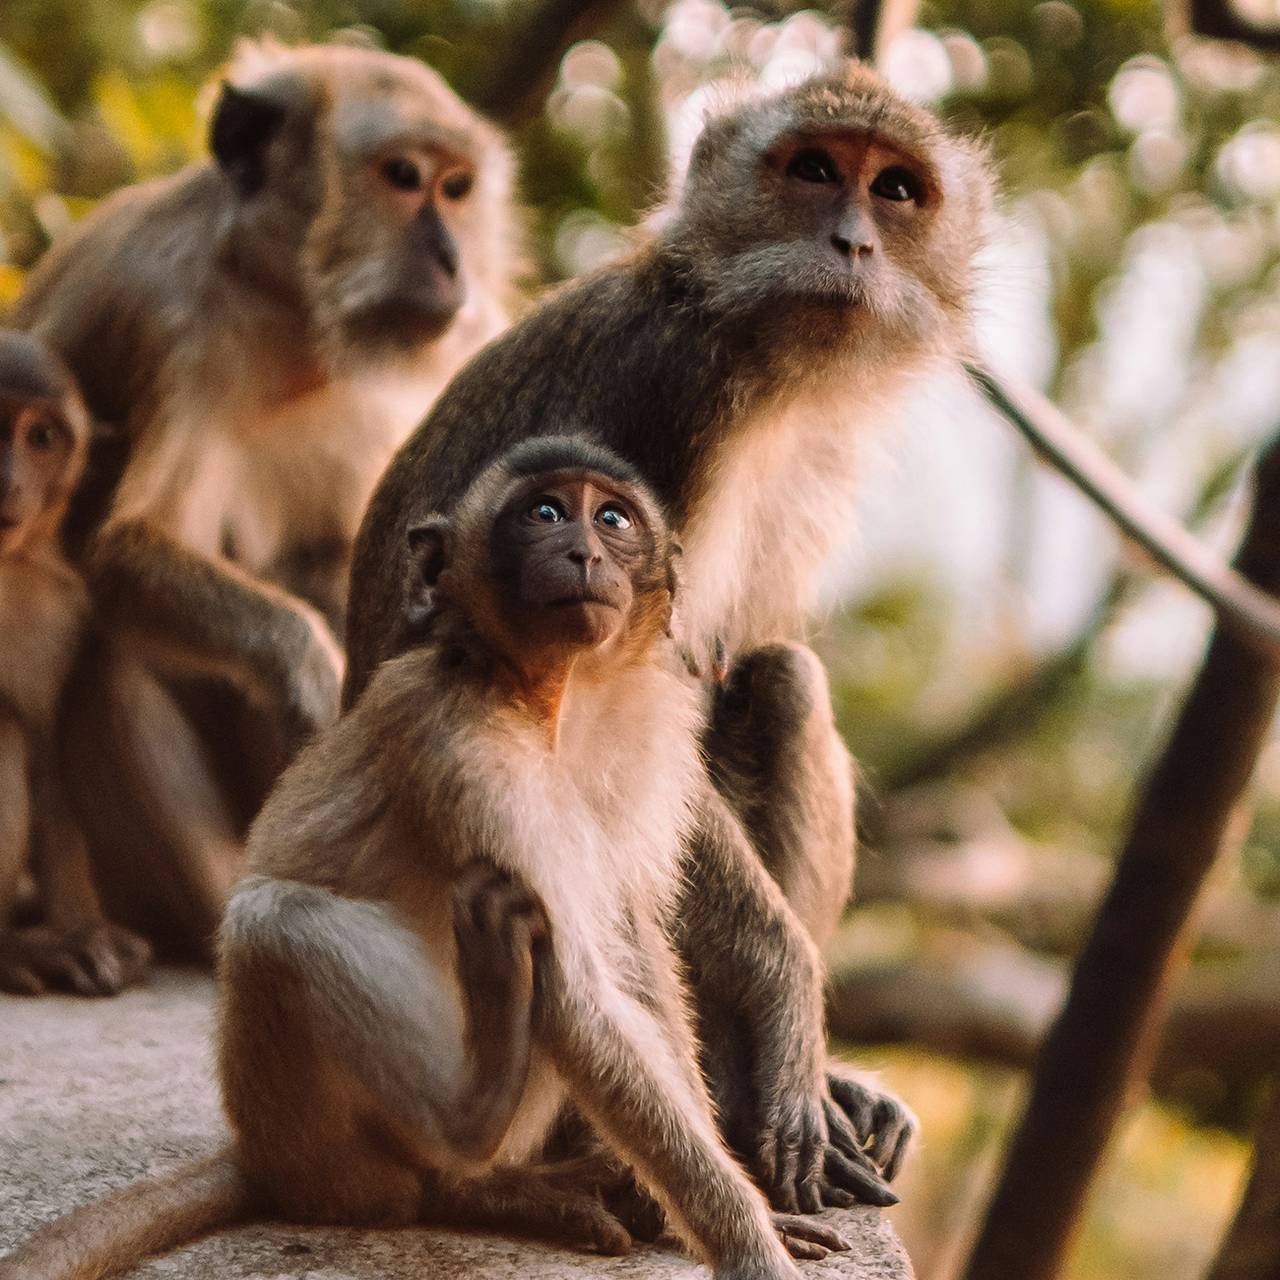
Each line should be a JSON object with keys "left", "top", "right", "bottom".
{"left": 598, "top": 505, "right": 631, "bottom": 530}
{"left": 531, "top": 499, "right": 565, "bottom": 523}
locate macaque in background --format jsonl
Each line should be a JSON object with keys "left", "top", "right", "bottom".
{"left": 0, "top": 330, "right": 150, "bottom": 997}
{"left": 13, "top": 38, "right": 522, "bottom": 959}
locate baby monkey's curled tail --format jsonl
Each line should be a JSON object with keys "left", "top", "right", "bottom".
{"left": 0, "top": 1150, "right": 252, "bottom": 1280}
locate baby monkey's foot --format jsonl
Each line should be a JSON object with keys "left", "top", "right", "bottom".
{"left": 452, "top": 862, "right": 549, "bottom": 997}
{"left": 446, "top": 1168, "right": 633, "bottom": 1258}
{"left": 0, "top": 921, "right": 151, "bottom": 996}
{"left": 773, "top": 1213, "right": 850, "bottom": 1261}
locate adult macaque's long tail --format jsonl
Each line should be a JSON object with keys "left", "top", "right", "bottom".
{"left": 0, "top": 1149, "right": 252, "bottom": 1280}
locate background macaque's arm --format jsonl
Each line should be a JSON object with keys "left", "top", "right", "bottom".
{"left": 0, "top": 714, "right": 31, "bottom": 913}
{"left": 0, "top": 735, "right": 150, "bottom": 996}
{"left": 90, "top": 519, "right": 343, "bottom": 745}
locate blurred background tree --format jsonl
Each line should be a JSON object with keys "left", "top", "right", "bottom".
{"left": 4, "top": 1, "right": 1280, "bottom": 1276}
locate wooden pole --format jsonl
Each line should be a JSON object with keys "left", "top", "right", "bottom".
{"left": 960, "top": 429, "right": 1280, "bottom": 1280}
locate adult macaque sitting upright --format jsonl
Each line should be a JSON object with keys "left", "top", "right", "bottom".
{"left": 346, "top": 60, "right": 994, "bottom": 1212}
{"left": 13, "top": 38, "right": 521, "bottom": 959}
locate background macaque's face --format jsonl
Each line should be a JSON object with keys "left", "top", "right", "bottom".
{"left": 489, "top": 472, "right": 659, "bottom": 653}
{"left": 0, "top": 397, "right": 77, "bottom": 555}
{"left": 306, "top": 83, "right": 510, "bottom": 356}
{"left": 323, "top": 127, "right": 475, "bottom": 344}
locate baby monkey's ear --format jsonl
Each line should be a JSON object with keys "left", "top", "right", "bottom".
{"left": 403, "top": 516, "right": 451, "bottom": 639}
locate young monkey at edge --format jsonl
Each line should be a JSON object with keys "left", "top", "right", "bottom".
{"left": 1, "top": 437, "right": 843, "bottom": 1280}
{"left": 0, "top": 331, "right": 150, "bottom": 996}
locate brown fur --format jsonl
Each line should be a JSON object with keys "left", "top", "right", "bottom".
{"left": 343, "top": 60, "right": 979, "bottom": 1208}
{"left": 12, "top": 40, "right": 521, "bottom": 960}
{"left": 0, "top": 331, "right": 150, "bottom": 997}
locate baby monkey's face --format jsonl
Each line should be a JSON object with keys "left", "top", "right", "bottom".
{"left": 489, "top": 469, "right": 658, "bottom": 653}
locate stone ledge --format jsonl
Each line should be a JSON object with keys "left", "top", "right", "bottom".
{"left": 0, "top": 969, "right": 913, "bottom": 1278}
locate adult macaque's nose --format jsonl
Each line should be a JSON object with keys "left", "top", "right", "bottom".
{"left": 831, "top": 208, "right": 876, "bottom": 260}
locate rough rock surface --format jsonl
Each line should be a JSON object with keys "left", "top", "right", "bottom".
{"left": 0, "top": 968, "right": 913, "bottom": 1278}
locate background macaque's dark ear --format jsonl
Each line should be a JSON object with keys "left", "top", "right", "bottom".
{"left": 210, "top": 82, "right": 287, "bottom": 195}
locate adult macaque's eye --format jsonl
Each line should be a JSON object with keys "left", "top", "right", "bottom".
{"left": 383, "top": 157, "right": 423, "bottom": 191}
{"left": 787, "top": 148, "right": 839, "bottom": 184}
{"left": 441, "top": 170, "right": 474, "bottom": 200}
{"left": 597, "top": 505, "right": 631, "bottom": 530}
{"left": 870, "top": 165, "right": 922, "bottom": 203}
{"left": 530, "top": 499, "right": 566, "bottom": 523}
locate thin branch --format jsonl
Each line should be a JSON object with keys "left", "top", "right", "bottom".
{"left": 968, "top": 365, "right": 1280, "bottom": 662}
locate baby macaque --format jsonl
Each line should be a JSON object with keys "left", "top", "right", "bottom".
{"left": 0, "top": 331, "right": 149, "bottom": 996}
{"left": 0, "top": 437, "right": 842, "bottom": 1280}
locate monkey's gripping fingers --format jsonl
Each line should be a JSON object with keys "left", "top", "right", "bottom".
{"left": 826, "top": 1071, "right": 917, "bottom": 1183}
{"left": 452, "top": 862, "right": 550, "bottom": 993}
{"left": 772, "top": 1214, "right": 850, "bottom": 1261}
{"left": 0, "top": 922, "right": 151, "bottom": 997}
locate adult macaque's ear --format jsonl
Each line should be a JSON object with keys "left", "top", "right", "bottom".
{"left": 210, "top": 82, "right": 288, "bottom": 196}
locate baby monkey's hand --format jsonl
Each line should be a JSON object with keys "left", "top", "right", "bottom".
{"left": 452, "top": 863, "right": 550, "bottom": 1003}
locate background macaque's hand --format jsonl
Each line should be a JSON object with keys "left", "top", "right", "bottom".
{"left": 0, "top": 921, "right": 151, "bottom": 996}
{"left": 452, "top": 862, "right": 550, "bottom": 1000}
{"left": 278, "top": 605, "right": 345, "bottom": 751}
{"left": 751, "top": 1063, "right": 831, "bottom": 1215}
{"left": 825, "top": 1070, "right": 917, "bottom": 1184}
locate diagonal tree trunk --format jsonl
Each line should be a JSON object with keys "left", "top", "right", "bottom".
{"left": 960, "top": 429, "right": 1280, "bottom": 1280}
